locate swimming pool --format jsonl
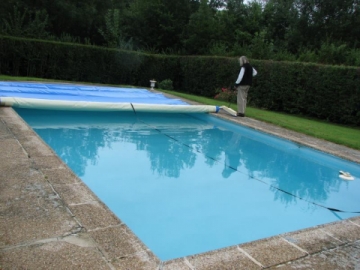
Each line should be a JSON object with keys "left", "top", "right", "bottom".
{"left": 15, "top": 108, "right": 360, "bottom": 261}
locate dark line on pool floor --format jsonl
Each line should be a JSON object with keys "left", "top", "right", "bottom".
{"left": 135, "top": 113, "right": 360, "bottom": 215}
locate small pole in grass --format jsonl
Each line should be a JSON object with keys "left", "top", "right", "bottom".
{"left": 229, "top": 85, "right": 236, "bottom": 108}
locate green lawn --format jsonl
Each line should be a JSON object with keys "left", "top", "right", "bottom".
{"left": 160, "top": 90, "right": 360, "bottom": 150}
{"left": 1, "top": 75, "right": 359, "bottom": 150}
{"left": 0, "top": 75, "right": 57, "bottom": 82}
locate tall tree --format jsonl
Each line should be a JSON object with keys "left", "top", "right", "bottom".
{"left": 293, "top": 0, "right": 360, "bottom": 49}
{"left": 262, "top": 0, "right": 298, "bottom": 51}
{"left": 98, "top": 8, "right": 122, "bottom": 47}
{"left": 3, "top": 0, "right": 131, "bottom": 44}
{"left": 183, "top": 0, "right": 219, "bottom": 54}
{"left": 1, "top": 5, "right": 49, "bottom": 39}
{"left": 222, "top": 0, "right": 252, "bottom": 46}
{"left": 122, "top": 0, "right": 195, "bottom": 53}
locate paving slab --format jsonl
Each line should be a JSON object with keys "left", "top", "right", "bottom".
{"left": 0, "top": 138, "right": 28, "bottom": 158}
{"left": 1, "top": 239, "right": 110, "bottom": 270}
{"left": 239, "top": 237, "right": 308, "bottom": 268}
{"left": 320, "top": 220, "right": 360, "bottom": 242}
{"left": 19, "top": 134, "right": 55, "bottom": 157}
{"left": 281, "top": 227, "right": 342, "bottom": 254}
{"left": 0, "top": 120, "right": 13, "bottom": 139}
{"left": 187, "top": 246, "right": 262, "bottom": 269}
{"left": 0, "top": 174, "right": 79, "bottom": 246}
{"left": 42, "top": 168, "right": 82, "bottom": 185}
{"left": 89, "top": 225, "right": 160, "bottom": 269}
{"left": 68, "top": 201, "right": 121, "bottom": 230}
{"left": 270, "top": 241, "right": 360, "bottom": 269}
{"left": 53, "top": 182, "right": 97, "bottom": 205}
{"left": 1, "top": 114, "right": 35, "bottom": 139}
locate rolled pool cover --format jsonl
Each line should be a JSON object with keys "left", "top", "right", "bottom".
{"left": 0, "top": 82, "right": 220, "bottom": 113}
{"left": 0, "top": 97, "right": 220, "bottom": 113}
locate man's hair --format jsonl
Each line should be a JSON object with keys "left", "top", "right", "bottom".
{"left": 239, "top": 56, "right": 249, "bottom": 66}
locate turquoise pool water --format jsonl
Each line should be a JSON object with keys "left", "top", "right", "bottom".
{"left": 16, "top": 108, "right": 360, "bottom": 261}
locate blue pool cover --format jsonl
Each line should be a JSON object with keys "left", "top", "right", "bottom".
{"left": 0, "top": 81, "right": 220, "bottom": 113}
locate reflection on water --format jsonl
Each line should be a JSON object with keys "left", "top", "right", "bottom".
{"left": 17, "top": 108, "right": 360, "bottom": 212}
{"left": 16, "top": 108, "right": 360, "bottom": 260}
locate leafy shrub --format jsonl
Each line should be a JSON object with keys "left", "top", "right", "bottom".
{"left": 345, "top": 48, "right": 360, "bottom": 66}
{"left": 250, "top": 31, "right": 274, "bottom": 60}
{"left": 272, "top": 49, "right": 297, "bottom": 61}
{"left": 158, "top": 79, "right": 174, "bottom": 90}
{"left": 297, "top": 48, "right": 318, "bottom": 63}
{"left": 317, "top": 42, "right": 348, "bottom": 65}
{"left": 208, "top": 41, "right": 230, "bottom": 56}
{"left": 214, "top": 87, "right": 237, "bottom": 103}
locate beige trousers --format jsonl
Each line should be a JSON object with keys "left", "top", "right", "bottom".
{"left": 237, "top": 85, "right": 250, "bottom": 114}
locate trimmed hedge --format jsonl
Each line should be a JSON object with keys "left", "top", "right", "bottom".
{"left": 0, "top": 36, "right": 148, "bottom": 85}
{"left": 251, "top": 60, "right": 360, "bottom": 125}
{"left": 1, "top": 36, "right": 359, "bottom": 125}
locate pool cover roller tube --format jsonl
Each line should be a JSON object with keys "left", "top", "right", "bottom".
{"left": 0, "top": 82, "right": 221, "bottom": 114}
{"left": 0, "top": 97, "right": 220, "bottom": 113}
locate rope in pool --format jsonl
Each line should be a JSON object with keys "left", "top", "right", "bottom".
{"left": 129, "top": 105, "right": 359, "bottom": 214}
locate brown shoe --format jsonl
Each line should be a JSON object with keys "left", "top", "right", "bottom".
{"left": 237, "top": 113, "right": 245, "bottom": 117}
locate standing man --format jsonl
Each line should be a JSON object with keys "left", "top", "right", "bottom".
{"left": 235, "top": 56, "right": 257, "bottom": 117}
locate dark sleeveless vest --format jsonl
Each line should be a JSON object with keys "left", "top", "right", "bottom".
{"left": 239, "top": 63, "right": 253, "bottom": 86}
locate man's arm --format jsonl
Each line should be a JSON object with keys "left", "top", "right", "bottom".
{"left": 235, "top": 67, "right": 245, "bottom": 84}
{"left": 252, "top": 68, "right": 257, "bottom": 76}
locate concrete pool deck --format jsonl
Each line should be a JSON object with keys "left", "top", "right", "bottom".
{"left": 1, "top": 104, "right": 360, "bottom": 269}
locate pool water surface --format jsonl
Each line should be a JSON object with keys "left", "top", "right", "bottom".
{"left": 15, "top": 108, "right": 360, "bottom": 261}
